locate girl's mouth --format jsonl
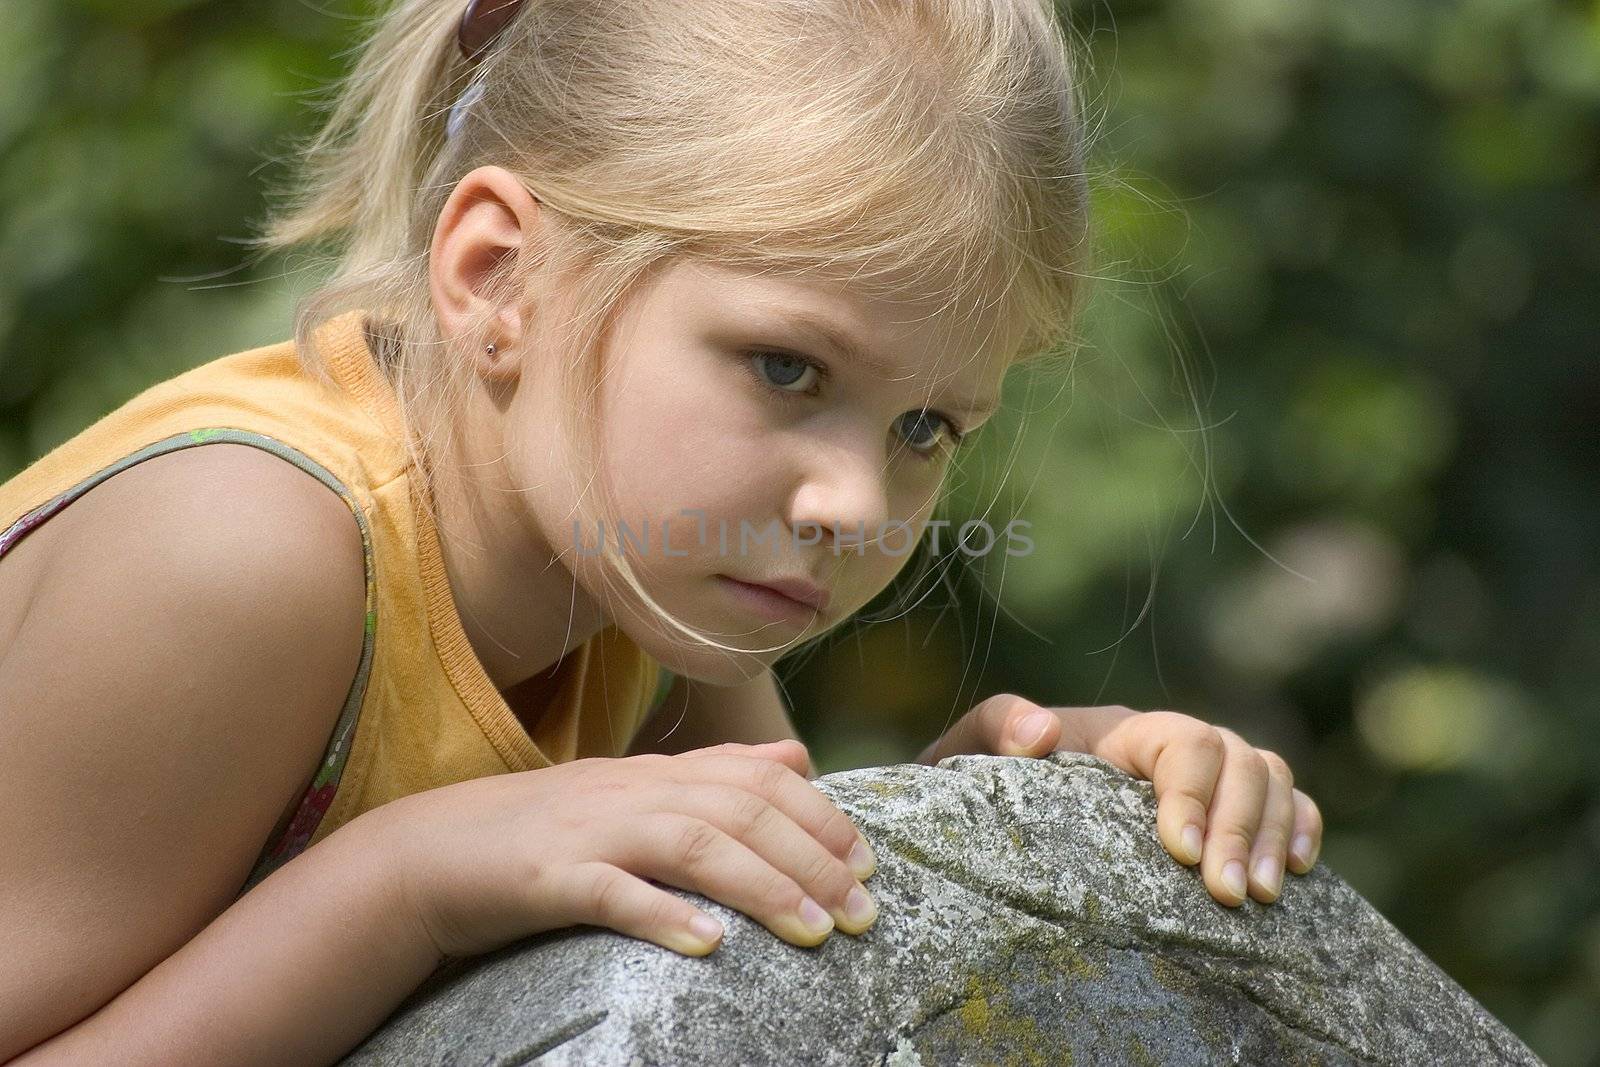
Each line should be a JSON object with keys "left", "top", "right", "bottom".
{"left": 714, "top": 575, "right": 825, "bottom": 622}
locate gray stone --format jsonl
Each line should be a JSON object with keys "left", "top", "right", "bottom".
{"left": 340, "top": 751, "right": 1543, "bottom": 1066}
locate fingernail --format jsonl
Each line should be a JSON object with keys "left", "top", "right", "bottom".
{"left": 798, "top": 896, "right": 834, "bottom": 936}
{"left": 849, "top": 838, "right": 877, "bottom": 879}
{"left": 1222, "top": 860, "right": 1247, "bottom": 900}
{"left": 1015, "top": 712, "right": 1053, "bottom": 748}
{"left": 687, "top": 913, "right": 724, "bottom": 945}
{"left": 1292, "top": 834, "right": 1315, "bottom": 868}
{"left": 1180, "top": 824, "right": 1204, "bottom": 865}
{"left": 1254, "top": 855, "right": 1282, "bottom": 899}
{"left": 843, "top": 885, "right": 878, "bottom": 926}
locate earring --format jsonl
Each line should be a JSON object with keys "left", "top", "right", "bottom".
{"left": 485, "top": 342, "right": 498, "bottom": 357}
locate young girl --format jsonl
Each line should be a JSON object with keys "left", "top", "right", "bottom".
{"left": 0, "top": 0, "right": 1322, "bottom": 1063}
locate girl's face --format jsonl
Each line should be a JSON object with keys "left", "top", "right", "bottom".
{"left": 504, "top": 257, "right": 1012, "bottom": 684}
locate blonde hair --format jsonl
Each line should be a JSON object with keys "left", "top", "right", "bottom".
{"left": 244, "top": 0, "right": 1095, "bottom": 662}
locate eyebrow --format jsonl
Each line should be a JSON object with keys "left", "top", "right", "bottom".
{"left": 767, "top": 307, "right": 1000, "bottom": 418}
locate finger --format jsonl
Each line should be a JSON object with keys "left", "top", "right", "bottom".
{"left": 668, "top": 751, "right": 877, "bottom": 881}
{"left": 1287, "top": 788, "right": 1324, "bottom": 875}
{"left": 1246, "top": 751, "right": 1296, "bottom": 904}
{"left": 681, "top": 739, "right": 813, "bottom": 780}
{"left": 1199, "top": 729, "right": 1270, "bottom": 907}
{"left": 997, "top": 701, "right": 1062, "bottom": 756}
{"left": 1094, "top": 712, "right": 1224, "bottom": 867}
{"left": 659, "top": 782, "right": 878, "bottom": 935}
{"left": 557, "top": 861, "right": 730, "bottom": 957}
{"left": 627, "top": 813, "right": 840, "bottom": 948}
{"left": 924, "top": 693, "right": 1060, "bottom": 764}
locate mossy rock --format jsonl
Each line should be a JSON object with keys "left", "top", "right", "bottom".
{"left": 341, "top": 752, "right": 1541, "bottom": 1066}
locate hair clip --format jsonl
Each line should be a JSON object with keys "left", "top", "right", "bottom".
{"left": 445, "top": 73, "right": 488, "bottom": 142}
{"left": 458, "top": 0, "right": 526, "bottom": 65}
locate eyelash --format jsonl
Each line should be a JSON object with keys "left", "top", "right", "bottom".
{"left": 741, "top": 349, "right": 970, "bottom": 460}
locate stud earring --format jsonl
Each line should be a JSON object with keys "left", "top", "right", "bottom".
{"left": 485, "top": 342, "right": 498, "bottom": 356}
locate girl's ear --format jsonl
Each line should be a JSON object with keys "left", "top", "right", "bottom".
{"left": 429, "top": 165, "right": 543, "bottom": 380}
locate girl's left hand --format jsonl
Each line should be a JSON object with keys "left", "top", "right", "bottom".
{"left": 914, "top": 694, "right": 1323, "bottom": 908}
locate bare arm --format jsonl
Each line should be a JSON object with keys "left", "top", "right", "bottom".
{"left": 7, "top": 811, "right": 443, "bottom": 1067}
{"left": 0, "top": 445, "right": 438, "bottom": 1065}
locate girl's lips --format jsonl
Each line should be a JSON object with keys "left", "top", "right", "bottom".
{"left": 715, "top": 575, "right": 825, "bottom": 622}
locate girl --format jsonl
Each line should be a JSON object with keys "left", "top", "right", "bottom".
{"left": 0, "top": 0, "right": 1322, "bottom": 1063}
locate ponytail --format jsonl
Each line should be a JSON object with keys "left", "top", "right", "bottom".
{"left": 250, "top": 0, "right": 472, "bottom": 275}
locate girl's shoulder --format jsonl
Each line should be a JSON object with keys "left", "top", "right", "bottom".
{"left": 0, "top": 441, "right": 362, "bottom": 652}
{"left": 0, "top": 439, "right": 370, "bottom": 1055}
{"left": 0, "top": 442, "right": 369, "bottom": 753}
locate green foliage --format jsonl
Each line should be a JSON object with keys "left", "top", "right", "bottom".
{"left": 801, "top": 2, "right": 1600, "bottom": 1061}
{"left": 0, "top": 0, "right": 1594, "bottom": 1061}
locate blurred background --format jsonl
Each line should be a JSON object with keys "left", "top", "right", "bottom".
{"left": 0, "top": 0, "right": 1594, "bottom": 1061}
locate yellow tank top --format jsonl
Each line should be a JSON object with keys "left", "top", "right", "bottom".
{"left": 0, "top": 309, "right": 670, "bottom": 898}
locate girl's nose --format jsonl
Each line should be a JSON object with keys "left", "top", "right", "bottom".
{"left": 786, "top": 450, "right": 891, "bottom": 554}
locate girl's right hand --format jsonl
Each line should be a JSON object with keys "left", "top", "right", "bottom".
{"left": 369, "top": 740, "right": 880, "bottom": 960}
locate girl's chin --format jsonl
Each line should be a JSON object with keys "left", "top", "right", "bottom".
{"left": 605, "top": 575, "right": 839, "bottom": 667}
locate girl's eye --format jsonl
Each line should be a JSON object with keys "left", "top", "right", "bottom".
{"left": 894, "top": 409, "right": 966, "bottom": 460}
{"left": 748, "top": 350, "right": 822, "bottom": 394}
{"left": 743, "top": 349, "right": 968, "bottom": 462}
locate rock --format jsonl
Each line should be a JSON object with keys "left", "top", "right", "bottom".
{"left": 340, "top": 751, "right": 1542, "bottom": 1066}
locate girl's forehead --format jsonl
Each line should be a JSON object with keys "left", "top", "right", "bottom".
{"left": 668, "top": 258, "right": 1015, "bottom": 358}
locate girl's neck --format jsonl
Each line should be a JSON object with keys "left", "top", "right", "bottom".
{"left": 422, "top": 430, "right": 609, "bottom": 695}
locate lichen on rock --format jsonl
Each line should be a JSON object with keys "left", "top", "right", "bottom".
{"left": 339, "top": 751, "right": 1543, "bottom": 1066}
